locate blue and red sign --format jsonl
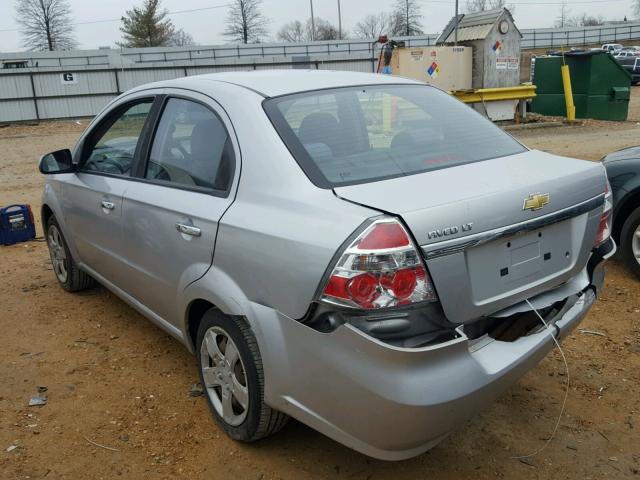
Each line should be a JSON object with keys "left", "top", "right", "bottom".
{"left": 426, "top": 61, "right": 440, "bottom": 78}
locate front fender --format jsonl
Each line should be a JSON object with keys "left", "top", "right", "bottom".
{"left": 41, "top": 177, "right": 81, "bottom": 262}
{"left": 612, "top": 176, "right": 640, "bottom": 233}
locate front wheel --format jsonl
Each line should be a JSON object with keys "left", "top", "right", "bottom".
{"left": 46, "top": 216, "right": 95, "bottom": 292}
{"left": 620, "top": 206, "right": 640, "bottom": 279}
{"left": 196, "top": 309, "right": 288, "bottom": 442}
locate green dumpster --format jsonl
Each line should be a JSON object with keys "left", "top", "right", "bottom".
{"left": 531, "top": 51, "right": 631, "bottom": 121}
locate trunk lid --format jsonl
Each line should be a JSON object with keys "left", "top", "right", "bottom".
{"left": 334, "top": 150, "right": 606, "bottom": 323}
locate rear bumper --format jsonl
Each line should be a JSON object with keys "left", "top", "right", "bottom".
{"left": 249, "top": 239, "right": 614, "bottom": 461}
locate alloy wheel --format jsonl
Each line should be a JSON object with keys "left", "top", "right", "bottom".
{"left": 200, "top": 326, "right": 249, "bottom": 426}
{"left": 47, "top": 225, "right": 68, "bottom": 283}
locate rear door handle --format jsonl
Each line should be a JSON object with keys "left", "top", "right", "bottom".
{"left": 176, "top": 222, "right": 201, "bottom": 237}
{"left": 101, "top": 200, "right": 115, "bottom": 210}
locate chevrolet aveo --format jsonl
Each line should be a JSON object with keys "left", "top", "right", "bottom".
{"left": 39, "top": 70, "right": 615, "bottom": 460}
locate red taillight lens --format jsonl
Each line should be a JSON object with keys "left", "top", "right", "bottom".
{"left": 388, "top": 268, "right": 418, "bottom": 300}
{"left": 324, "top": 275, "right": 349, "bottom": 299}
{"left": 357, "top": 222, "right": 409, "bottom": 250}
{"left": 321, "top": 218, "right": 438, "bottom": 310}
{"left": 595, "top": 180, "right": 613, "bottom": 247}
{"left": 347, "top": 273, "right": 380, "bottom": 305}
{"left": 595, "top": 211, "right": 611, "bottom": 246}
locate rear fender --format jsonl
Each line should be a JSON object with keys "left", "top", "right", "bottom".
{"left": 180, "top": 265, "right": 262, "bottom": 353}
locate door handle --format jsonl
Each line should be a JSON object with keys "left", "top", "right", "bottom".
{"left": 176, "top": 222, "right": 201, "bottom": 237}
{"left": 101, "top": 200, "right": 115, "bottom": 210}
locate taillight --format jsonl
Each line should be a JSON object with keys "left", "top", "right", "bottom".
{"left": 320, "top": 217, "right": 438, "bottom": 309}
{"left": 595, "top": 180, "right": 612, "bottom": 247}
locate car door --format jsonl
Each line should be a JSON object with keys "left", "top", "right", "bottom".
{"left": 62, "top": 95, "right": 159, "bottom": 285}
{"left": 118, "top": 91, "right": 238, "bottom": 325}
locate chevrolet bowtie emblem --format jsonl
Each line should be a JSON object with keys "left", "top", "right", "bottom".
{"left": 523, "top": 193, "right": 550, "bottom": 211}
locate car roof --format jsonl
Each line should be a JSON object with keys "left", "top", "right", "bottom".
{"left": 155, "top": 69, "right": 422, "bottom": 98}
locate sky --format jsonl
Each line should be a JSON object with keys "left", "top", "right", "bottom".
{"left": 0, "top": 0, "right": 634, "bottom": 52}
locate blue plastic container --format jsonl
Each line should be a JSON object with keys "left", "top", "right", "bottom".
{"left": 0, "top": 204, "right": 36, "bottom": 246}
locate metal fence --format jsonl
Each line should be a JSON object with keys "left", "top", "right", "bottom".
{"left": 3, "top": 22, "right": 640, "bottom": 71}
{"left": 0, "top": 39, "right": 435, "bottom": 70}
{"left": 0, "top": 56, "right": 375, "bottom": 122}
{"left": 521, "top": 22, "right": 640, "bottom": 49}
{"left": 4, "top": 21, "right": 640, "bottom": 122}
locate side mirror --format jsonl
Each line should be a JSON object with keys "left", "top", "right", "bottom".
{"left": 39, "top": 149, "right": 75, "bottom": 174}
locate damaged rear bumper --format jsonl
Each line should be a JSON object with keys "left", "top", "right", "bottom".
{"left": 249, "top": 238, "right": 615, "bottom": 461}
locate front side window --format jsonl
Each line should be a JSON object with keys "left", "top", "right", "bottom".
{"left": 83, "top": 100, "right": 153, "bottom": 176}
{"left": 145, "top": 98, "right": 233, "bottom": 192}
{"left": 264, "top": 85, "right": 527, "bottom": 188}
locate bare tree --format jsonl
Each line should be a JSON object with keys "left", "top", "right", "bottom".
{"left": 465, "top": 0, "right": 514, "bottom": 14}
{"left": 119, "top": 0, "right": 175, "bottom": 47}
{"left": 224, "top": 0, "right": 268, "bottom": 44}
{"left": 277, "top": 20, "right": 306, "bottom": 42}
{"left": 277, "top": 18, "right": 341, "bottom": 42}
{"left": 556, "top": 12, "right": 604, "bottom": 28}
{"left": 14, "top": 0, "right": 76, "bottom": 51}
{"left": 575, "top": 13, "right": 604, "bottom": 26}
{"left": 354, "top": 13, "right": 390, "bottom": 39}
{"left": 554, "top": 1, "right": 571, "bottom": 28}
{"left": 390, "top": 0, "right": 423, "bottom": 36}
{"left": 169, "top": 28, "right": 195, "bottom": 46}
{"left": 311, "top": 18, "right": 341, "bottom": 41}
{"left": 465, "top": 0, "right": 487, "bottom": 12}
{"left": 634, "top": 0, "right": 640, "bottom": 18}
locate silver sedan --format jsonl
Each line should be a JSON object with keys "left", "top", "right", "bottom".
{"left": 39, "top": 70, "right": 614, "bottom": 460}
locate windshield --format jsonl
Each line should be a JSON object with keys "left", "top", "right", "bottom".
{"left": 263, "top": 84, "right": 527, "bottom": 188}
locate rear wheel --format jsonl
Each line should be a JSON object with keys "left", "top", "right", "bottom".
{"left": 620, "top": 206, "right": 640, "bottom": 279}
{"left": 196, "top": 309, "right": 288, "bottom": 442}
{"left": 46, "top": 216, "right": 94, "bottom": 292}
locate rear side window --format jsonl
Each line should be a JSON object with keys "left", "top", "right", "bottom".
{"left": 145, "top": 97, "right": 234, "bottom": 192}
{"left": 264, "top": 85, "right": 527, "bottom": 188}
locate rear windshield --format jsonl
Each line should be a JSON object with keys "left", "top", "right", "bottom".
{"left": 263, "top": 84, "right": 527, "bottom": 188}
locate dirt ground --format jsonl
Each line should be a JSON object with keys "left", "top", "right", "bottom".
{"left": 1, "top": 94, "right": 640, "bottom": 480}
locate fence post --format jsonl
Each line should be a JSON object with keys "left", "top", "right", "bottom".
{"left": 114, "top": 69, "right": 121, "bottom": 94}
{"left": 551, "top": 31, "right": 554, "bottom": 47}
{"left": 28, "top": 72, "right": 39, "bottom": 121}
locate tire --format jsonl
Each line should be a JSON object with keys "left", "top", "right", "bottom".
{"left": 196, "top": 309, "right": 288, "bottom": 442}
{"left": 620, "top": 206, "right": 640, "bottom": 279}
{"left": 46, "top": 215, "right": 95, "bottom": 292}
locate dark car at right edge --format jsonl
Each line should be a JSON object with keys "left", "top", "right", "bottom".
{"left": 603, "top": 146, "right": 640, "bottom": 277}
